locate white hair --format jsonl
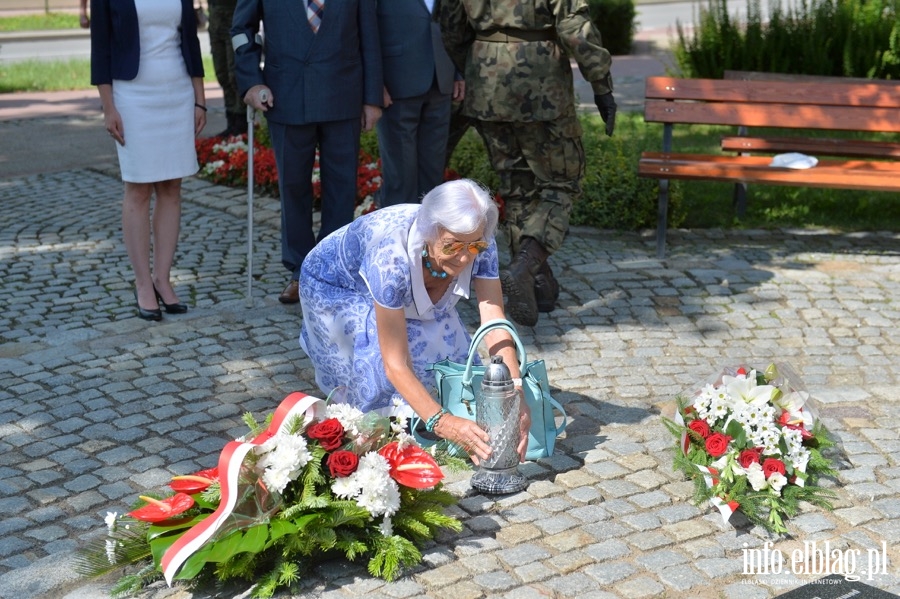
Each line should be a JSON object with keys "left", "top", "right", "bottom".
{"left": 417, "top": 179, "right": 499, "bottom": 243}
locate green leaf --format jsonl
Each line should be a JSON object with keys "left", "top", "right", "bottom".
{"left": 204, "top": 530, "right": 245, "bottom": 563}
{"left": 241, "top": 524, "right": 269, "bottom": 554}
{"left": 148, "top": 514, "right": 208, "bottom": 540}
{"left": 148, "top": 533, "right": 181, "bottom": 566}
{"left": 174, "top": 545, "right": 213, "bottom": 580}
{"left": 268, "top": 519, "right": 298, "bottom": 542}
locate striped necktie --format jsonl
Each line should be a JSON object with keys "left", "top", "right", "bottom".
{"left": 307, "top": 0, "right": 324, "bottom": 33}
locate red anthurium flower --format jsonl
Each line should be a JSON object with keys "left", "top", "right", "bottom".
{"left": 128, "top": 493, "right": 195, "bottom": 523}
{"left": 779, "top": 411, "right": 814, "bottom": 440}
{"left": 169, "top": 467, "right": 219, "bottom": 494}
{"left": 378, "top": 442, "right": 444, "bottom": 489}
{"left": 736, "top": 367, "right": 747, "bottom": 376}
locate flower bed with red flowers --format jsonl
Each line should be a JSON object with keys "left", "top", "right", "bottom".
{"left": 664, "top": 363, "right": 838, "bottom": 534}
{"left": 195, "top": 131, "right": 382, "bottom": 217}
{"left": 77, "top": 393, "right": 462, "bottom": 598}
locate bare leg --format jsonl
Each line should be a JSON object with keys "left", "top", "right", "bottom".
{"left": 150, "top": 178, "right": 183, "bottom": 304}
{"left": 122, "top": 181, "right": 158, "bottom": 309}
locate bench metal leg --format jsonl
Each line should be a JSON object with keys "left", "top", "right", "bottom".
{"left": 656, "top": 178, "right": 669, "bottom": 259}
{"left": 732, "top": 182, "right": 748, "bottom": 218}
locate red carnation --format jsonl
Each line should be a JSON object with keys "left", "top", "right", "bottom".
{"left": 704, "top": 432, "right": 731, "bottom": 457}
{"left": 688, "top": 419, "right": 711, "bottom": 439}
{"left": 762, "top": 458, "right": 787, "bottom": 479}
{"left": 306, "top": 418, "right": 346, "bottom": 451}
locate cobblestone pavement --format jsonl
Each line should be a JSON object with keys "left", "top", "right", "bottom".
{"left": 2, "top": 163, "right": 899, "bottom": 599}
{"left": 1, "top": 45, "right": 900, "bottom": 599}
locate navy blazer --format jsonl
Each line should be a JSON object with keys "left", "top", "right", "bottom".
{"left": 376, "top": 0, "right": 455, "bottom": 99}
{"left": 232, "top": 0, "right": 382, "bottom": 126}
{"left": 90, "top": 0, "right": 204, "bottom": 85}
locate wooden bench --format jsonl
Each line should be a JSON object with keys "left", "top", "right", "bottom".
{"left": 638, "top": 75, "right": 900, "bottom": 258}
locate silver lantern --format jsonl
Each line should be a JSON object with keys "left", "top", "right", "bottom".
{"left": 470, "top": 355, "right": 528, "bottom": 494}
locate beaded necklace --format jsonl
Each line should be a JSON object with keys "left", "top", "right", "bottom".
{"left": 422, "top": 247, "right": 448, "bottom": 279}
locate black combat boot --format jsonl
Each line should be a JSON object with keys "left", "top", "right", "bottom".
{"left": 500, "top": 237, "right": 549, "bottom": 327}
{"left": 533, "top": 260, "right": 559, "bottom": 313}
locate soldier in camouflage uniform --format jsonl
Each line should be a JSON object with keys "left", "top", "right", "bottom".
{"left": 440, "top": 0, "right": 617, "bottom": 327}
{"left": 208, "top": 0, "right": 247, "bottom": 137}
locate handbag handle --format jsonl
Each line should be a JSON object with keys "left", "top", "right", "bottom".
{"left": 462, "top": 318, "right": 527, "bottom": 387}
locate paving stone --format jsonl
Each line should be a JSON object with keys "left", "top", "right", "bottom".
{"left": 583, "top": 561, "right": 637, "bottom": 585}
{"left": 613, "top": 576, "right": 666, "bottom": 598}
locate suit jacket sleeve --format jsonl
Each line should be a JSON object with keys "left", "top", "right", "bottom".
{"left": 231, "top": 0, "right": 265, "bottom": 98}
{"left": 359, "top": 0, "right": 383, "bottom": 106}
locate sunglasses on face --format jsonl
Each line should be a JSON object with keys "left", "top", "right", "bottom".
{"left": 439, "top": 240, "right": 490, "bottom": 256}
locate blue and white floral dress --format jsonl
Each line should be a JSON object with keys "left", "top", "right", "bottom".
{"left": 299, "top": 204, "right": 499, "bottom": 416}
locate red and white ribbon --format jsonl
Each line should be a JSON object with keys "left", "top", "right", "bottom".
{"left": 696, "top": 465, "right": 740, "bottom": 523}
{"left": 161, "top": 392, "right": 325, "bottom": 585}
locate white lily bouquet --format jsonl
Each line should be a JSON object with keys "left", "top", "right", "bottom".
{"left": 664, "top": 363, "right": 838, "bottom": 533}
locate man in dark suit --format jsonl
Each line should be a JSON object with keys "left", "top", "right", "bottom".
{"left": 375, "top": 0, "right": 461, "bottom": 207}
{"left": 232, "top": 0, "right": 383, "bottom": 303}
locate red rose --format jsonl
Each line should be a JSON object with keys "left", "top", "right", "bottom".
{"left": 327, "top": 450, "right": 359, "bottom": 478}
{"left": 307, "top": 418, "right": 345, "bottom": 451}
{"left": 762, "top": 458, "right": 786, "bottom": 479}
{"left": 688, "top": 419, "right": 711, "bottom": 438}
{"left": 704, "top": 432, "right": 731, "bottom": 457}
{"left": 738, "top": 448, "right": 763, "bottom": 469}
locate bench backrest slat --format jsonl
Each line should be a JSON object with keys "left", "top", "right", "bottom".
{"left": 644, "top": 99, "right": 900, "bottom": 133}
{"left": 722, "top": 70, "right": 897, "bottom": 85}
{"left": 645, "top": 76, "right": 900, "bottom": 109}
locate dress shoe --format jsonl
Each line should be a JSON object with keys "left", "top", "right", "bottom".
{"left": 154, "top": 285, "right": 188, "bottom": 314}
{"left": 279, "top": 279, "right": 300, "bottom": 304}
{"left": 133, "top": 289, "right": 162, "bottom": 321}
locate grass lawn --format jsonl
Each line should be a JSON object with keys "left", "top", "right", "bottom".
{"left": 0, "top": 12, "right": 80, "bottom": 31}
{"left": 0, "top": 56, "right": 218, "bottom": 93}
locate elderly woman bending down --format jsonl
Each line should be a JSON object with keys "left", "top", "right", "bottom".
{"left": 299, "top": 179, "right": 531, "bottom": 463}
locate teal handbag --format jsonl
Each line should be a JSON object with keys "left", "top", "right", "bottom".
{"left": 415, "top": 318, "right": 567, "bottom": 461}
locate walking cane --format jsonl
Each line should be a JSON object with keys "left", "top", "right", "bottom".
{"left": 245, "top": 101, "right": 256, "bottom": 309}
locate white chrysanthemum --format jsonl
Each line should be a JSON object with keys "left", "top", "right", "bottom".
{"left": 262, "top": 466, "right": 292, "bottom": 494}
{"left": 105, "top": 511, "right": 118, "bottom": 532}
{"left": 331, "top": 476, "right": 358, "bottom": 499}
{"left": 790, "top": 448, "right": 810, "bottom": 473}
{"left": 768, "top": 472, "right": 788, "bottom": 492}
{"left": 325, "top": 403, "right": 366, "bottom": 438}
{"left": 782, "top": 427, "right": 803, "bottom": 452}
{"left": 257, "top": 433, "right": 310, "bottom": 473}
{"left": 358, "top": 479, "right": 401, "bottom": 517}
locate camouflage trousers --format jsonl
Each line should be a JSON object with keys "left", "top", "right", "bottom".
{"left": 479, "top": 116, "right": 585, "bottom": 256}
{"left": 208, "top": 0, "right": 242, "bottom": 119}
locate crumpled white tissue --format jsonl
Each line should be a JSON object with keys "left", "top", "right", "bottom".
{"left": 769, "top": 153, "right": 818, "bottom": 169}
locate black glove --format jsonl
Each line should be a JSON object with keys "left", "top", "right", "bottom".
{"left": 594, "top": 93, "right": 617, "bottom": 137}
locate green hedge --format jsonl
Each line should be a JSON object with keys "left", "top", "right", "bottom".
{"left": 676, "top": 0, "right": 900, "bottom": 79}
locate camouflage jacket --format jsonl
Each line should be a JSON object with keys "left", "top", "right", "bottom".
{"left": 439, "top": 0, "right": 612, "bottom": 122}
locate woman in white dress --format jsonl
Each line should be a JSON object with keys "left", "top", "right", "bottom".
{"left": 90, "top": 0, "right": 206, "bottom": 320}
{"left": 299, "top": 179, "right": 531, "bottom": 464}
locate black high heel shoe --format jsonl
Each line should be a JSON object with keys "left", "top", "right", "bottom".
{"left": 133, "top": 289, "right": 162, "bottom": 321}
{"left": 154, "top": 285, "right": 188, "bottom": 314}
